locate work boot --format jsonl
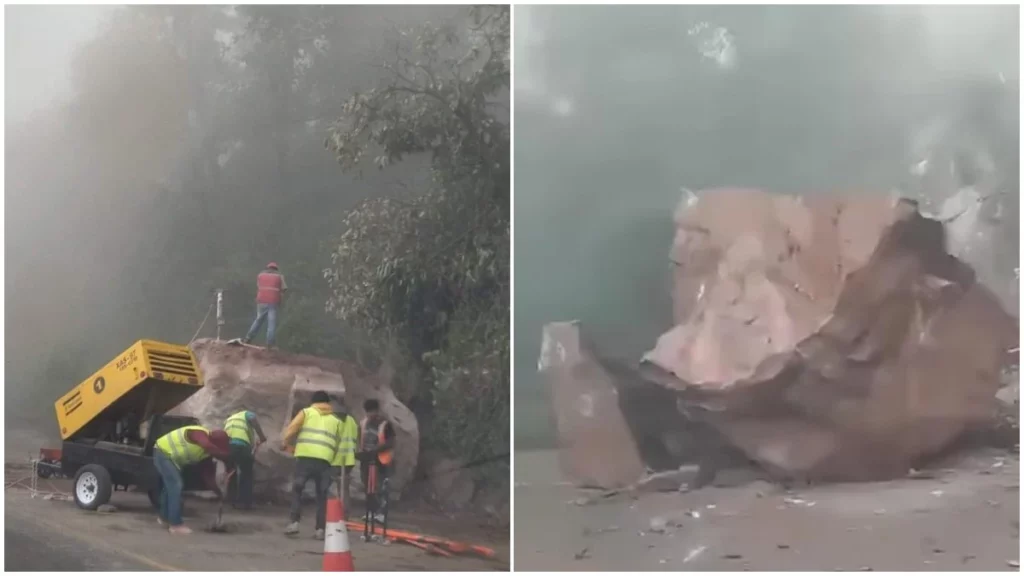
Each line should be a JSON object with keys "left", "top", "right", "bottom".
{"left": 314, "top": 529, "right": 325, "bottom": 541}
{"left": 169, "top": 525, "right": 193, "bottom": 535}
{"left": 284, "top": 521, "right": 300, "bottom": 535}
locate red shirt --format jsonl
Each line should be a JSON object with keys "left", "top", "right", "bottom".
{"left": 185, "top": 430, "right": 231, "bottom": 492}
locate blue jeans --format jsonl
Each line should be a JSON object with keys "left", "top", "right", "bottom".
{"left": 244, "top": 303, "right": 278, "bottom": 346}
{"left": 154, "top": 450, "right": 184, "bottom": 526}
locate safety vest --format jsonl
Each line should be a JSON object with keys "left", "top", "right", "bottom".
{"left": 155, "top": 425, "right": 210, "bottom": 469}
{"left": 224, "top": 411, "right": 252, "bottom": 445}
{"left": 294, "top": 408, "right": 342, "bottom": 463}
{"left": 331, "top": 415, "right": 359, "bottom": 467}
{"left": 360, "top": 417, "right": 393, "bottom": 466}
{"left": 256, "top": 271, "right": 283, "bottom": 305}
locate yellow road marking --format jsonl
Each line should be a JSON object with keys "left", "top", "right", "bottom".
{"left": 8, "top": 498, "right": 184, "bottom": 571}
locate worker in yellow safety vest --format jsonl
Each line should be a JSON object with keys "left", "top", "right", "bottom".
{"left": 329, "top": 400, "right": 359, "bottom": 520}
{"left": 223, "top": 409, "right": 267, "bottom": 510}
{"left": 153, "top": 426, "right": 232, "bottom": 534}
{"left": 280, "top": 390, "right": 344, "bottom": 540}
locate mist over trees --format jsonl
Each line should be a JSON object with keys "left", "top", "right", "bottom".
{"left": 6, "top": 5, "right": 509, "bottom": 485}
{"left": 514, "top": 5, "right": 1018, "bottom": 448}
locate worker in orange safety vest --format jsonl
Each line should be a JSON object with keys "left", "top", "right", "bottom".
{"left": 242, "top": 262, "right": 288, "bottom": 348}
{"left": 357, "top": 399, "right": 395, "bottom": 527}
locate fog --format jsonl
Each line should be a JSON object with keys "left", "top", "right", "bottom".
{"left": 4, "top": 5, "right": 465, "bottom": 437}
{"left": 514, "top": 5, "right": 1019, "bottom": 448}
{"left": 5, "top": 6, "right": 111, "bottom": 121}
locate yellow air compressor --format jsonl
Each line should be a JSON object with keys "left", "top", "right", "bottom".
{"left": 51, "top": 340, "right": 208, "bottom": 510}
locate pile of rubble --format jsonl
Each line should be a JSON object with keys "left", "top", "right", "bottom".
{"left": 543, "top": 189, "right": 1017, "bottom": 490}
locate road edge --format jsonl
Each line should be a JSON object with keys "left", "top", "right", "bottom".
{"left": 5, "top": 492, "right": 183, "bottom": 571}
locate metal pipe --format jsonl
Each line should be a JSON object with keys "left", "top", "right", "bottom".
{"left": 216, "top": 289, "right": 225, "bottom": 341}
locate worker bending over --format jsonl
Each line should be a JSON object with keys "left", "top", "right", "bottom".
{"left": 358, "top": 399, "right": 395, "bottom": 525}
{"left": 281, "top": 390, "right": 343, "bottom": 539}
{"left": 153, "top": 426, "right": 232, "bottom": 535}
{"left": 330, "top": 399, "right": 360, "bottom": 520}
{"left": 223, "top": 409, "right": 267, "bottom": 510}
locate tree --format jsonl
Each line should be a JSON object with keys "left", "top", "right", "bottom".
{"left": 324, "top": 5, "right": 509, "bottom": 469}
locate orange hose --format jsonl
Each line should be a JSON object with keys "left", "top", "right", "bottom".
{"left": 343, "top": 520, "right": 497, "bottom": 560}
{"left": 403, "top": 539, "right": 455, "bottom": 557}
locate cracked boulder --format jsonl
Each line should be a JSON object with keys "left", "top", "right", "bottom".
{"left": 643, "top": 189, "right": 1017, "bottom": 482}
{"left": 177, "top": 339, "right": 419, "bottom": 501}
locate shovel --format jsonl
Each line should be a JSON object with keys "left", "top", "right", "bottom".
{"left": 208, "top": 468, "right": 236, "bottom": 533}
{"left": 209, "top": 441, "right": 261, "bottom": 533}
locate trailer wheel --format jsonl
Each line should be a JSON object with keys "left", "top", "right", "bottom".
{"left": 73, "top": 464, "right": 113, "bottom": 511}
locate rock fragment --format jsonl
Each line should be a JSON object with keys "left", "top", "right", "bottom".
{"left": 649, "top": 516, "right": 668, "bottom": 533}
{"left": 540, "top": 323, "right": 646, "bottom": 490}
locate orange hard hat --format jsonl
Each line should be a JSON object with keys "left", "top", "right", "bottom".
{"left": 267, "top": 262, "right": 278, "bottom": 270}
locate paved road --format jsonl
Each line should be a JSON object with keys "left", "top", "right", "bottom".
{"left": 5, "top": 485, "right": 508, "bottom": 572}
{"left": 516, "top": 449, "right": 1021, "bottom": 571}
{"left": 5, "top": 511, "right": 153, "bottom": 571}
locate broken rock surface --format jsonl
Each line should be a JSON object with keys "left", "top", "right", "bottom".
{"left": 540, "top": 322, "right": 646, "bottom": 489}
{"left": 179, "top": 339, "right": 419, "bottom": 500}
{"left": 643, "top": 189, "right": 1017, "bottom": 482}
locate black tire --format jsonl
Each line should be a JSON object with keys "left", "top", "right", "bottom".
{"left": 36, "top": 463, "right": 52, "bottom": 479}
{"left": 73, "top": 464, "right": 113, "bottom": 511}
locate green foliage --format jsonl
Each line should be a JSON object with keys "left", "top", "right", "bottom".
{"left": 326, "top": 5, "right": 509, "bottom": 187}
{"left": 426, "top": 297, "right": 510, "bottom": 467}
{"left": 323, "top": 5, "right": 509, "bottom": 470}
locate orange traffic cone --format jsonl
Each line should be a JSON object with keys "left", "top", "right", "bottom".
{"left": 323, "top": 498, "right": 354, "bottom": 571}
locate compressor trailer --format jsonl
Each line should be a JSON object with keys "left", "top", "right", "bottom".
{"left": 51, "top": 340, "right": 207, "bottom": 511}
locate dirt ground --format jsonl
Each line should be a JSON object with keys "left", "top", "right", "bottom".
{"left": 4, "top": 451, "right": 508, "bottom": 571}
{"left": 514, "top": 448, "right": 1020, "bottom": 571}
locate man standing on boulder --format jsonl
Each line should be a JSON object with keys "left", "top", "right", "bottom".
{"left": 242, "top": 262, "right": 287, "bottom": 348}
{"left": 281, "top": 391, "right": 343, "bottom": 539}
{"left": 223, "top": 409, "right": 267, "bottom": 510}
{"left": 357, "top": 399, "right": 395, "bottom": 526}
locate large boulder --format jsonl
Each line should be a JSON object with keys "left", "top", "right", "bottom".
{"left": 178, "top": 340, "right": 419, "bottom": 501}
{"left": 642, "top": 189, "right": 1017, "bottom": 482}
